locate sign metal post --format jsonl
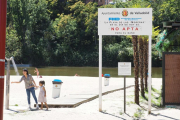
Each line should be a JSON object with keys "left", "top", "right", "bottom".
{"left": 5, "top": 59, "right": 10, "bottom": 109}
{"left": 99, "top": 35, "right": 102, "bottom": 112}
{"left": 148, "top": 35, "right": 152, "bottom": 114}
{"left": 124, "top": 76, "right": 126, "bottom": 113}
{"left": 118, "top": 62, "right": 131, "bottom": 113}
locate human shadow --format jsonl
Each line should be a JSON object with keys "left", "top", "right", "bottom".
{"left": 101, "top": 111, "right": 127, "bottom": 120}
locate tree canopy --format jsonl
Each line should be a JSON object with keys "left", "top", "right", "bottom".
{"left": 5, "top": 0, "right": 180, "bottom": 67}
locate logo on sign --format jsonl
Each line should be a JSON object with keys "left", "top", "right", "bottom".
{"left": 122, "top": 10, "right": 128, "bottom": 17}
{"left": 56, "top": 85, "right": 58, "bottom": 87}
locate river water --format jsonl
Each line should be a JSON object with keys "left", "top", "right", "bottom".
{"left": 7, "top": 67, "right": 162, "bottom": 78}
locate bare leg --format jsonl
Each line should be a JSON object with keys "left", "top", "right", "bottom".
{"left": 41, "top": 102, "right": 43, "bottom": 109}
{"left": 44, "top": 102, "right": 49, "bottom": 110}
{"left": 37, "top": 72, "right": 39, "bottom": 78}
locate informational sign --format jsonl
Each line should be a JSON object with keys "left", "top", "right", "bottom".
{"left": 98, "top": 8, "right": 152, "bottom": 35}
{"left": 118, "top": 62, "right": 131, "bottom": 76}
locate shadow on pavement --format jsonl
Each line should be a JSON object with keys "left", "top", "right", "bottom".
{"left": 124, "top": 113, "right": 131, "bottom": 117}
{"left": 6, "top": 107, "right": 29, "bottom": 113}
{"left": 101, "top": 112, "right": 127, "bottom": 120}
{"left": 151, "top": 106, "right": 180, "bottom": 112}
{"left": 151, "top": 113, "right": 179, "bottom": 120}
{"left": 8, "top": 109, "right": 20, "bottom": 113}
{"left": 138, "top": 105, "right": 147, "bottom": 111}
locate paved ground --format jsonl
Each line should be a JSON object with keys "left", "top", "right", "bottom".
{"left": 3, "top": 76, "right": 180, "bottom": 120}
{"left": 3, "top": 76, "right": 136, "bottom": 108}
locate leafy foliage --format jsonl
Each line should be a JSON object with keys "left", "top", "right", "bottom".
{"left": 6, "top": 27, "right": 22, "bottom": 62}
{"left": 6, "top": 0, "right": 178, "bottom": 67}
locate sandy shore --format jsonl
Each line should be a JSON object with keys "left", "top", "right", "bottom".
{"left": 3, "top": 76, "right": 179, "bottom": 120}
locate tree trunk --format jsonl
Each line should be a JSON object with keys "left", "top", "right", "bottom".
{"left": 132, "top": 35, "right": 139, "bottom": 105}
{"left": 139, "top": 37, "right": 145, "bottom": 97}
{"left": 143, "top": 39, "right": 148, "bottom": 90}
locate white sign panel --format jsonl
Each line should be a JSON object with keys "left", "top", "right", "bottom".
{"left": 98, "top": 8, "right": 152, "bottom": 35}
{"left": 118, "top": 62, "right": 131, "bottom": 76}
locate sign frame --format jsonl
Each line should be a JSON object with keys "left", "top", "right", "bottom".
{"left": 118, "top": 62, "right": 131, "bottom": 76}
{"left": 98, "top": 8, "right": 152, "bottom": 114}
{"left": 98, "top": 8, "right": 152, "bottom": 36}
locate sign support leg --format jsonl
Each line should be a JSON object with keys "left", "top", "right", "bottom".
{"left": 124, "top": 76, "right": 126, "bottom": 113}
{"left": 99, "top": 35, "right": 102, "bottom": 112}
{"left": 148, "top": 35, "right": 152, "bottom": 114}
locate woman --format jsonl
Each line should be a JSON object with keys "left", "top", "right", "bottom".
{"left": 11, "top": 68, "right": 39, "bottom": 110}
{"left": 34, "top": 68, "right": 39, "bottom": 78}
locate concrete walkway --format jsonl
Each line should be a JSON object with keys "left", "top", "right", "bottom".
{"left": 3, "top": 77, "right": 167, "bottom": 120}
{"left": 3, "top": 76, "right": 136, "bottom": 112}
{"left": 3, "top": 76, "right": 162, "bottom": 112}
{"left": 35, "top": 85, "right": 134, "bottom": 108}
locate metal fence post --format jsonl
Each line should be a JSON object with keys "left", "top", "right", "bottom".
{"left": 5, "top": 59, "right": 10, "bottom": 109}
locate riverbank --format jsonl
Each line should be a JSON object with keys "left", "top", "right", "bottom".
{"left": 6, "top": 67, "right": 163, "bottom": 78}
{"left": 3, "top": 76, "right": 179, "bottom": 120}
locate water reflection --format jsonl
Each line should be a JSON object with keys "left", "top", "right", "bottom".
{"left": 5, "top": 67, "right": 162, "bottom": 78}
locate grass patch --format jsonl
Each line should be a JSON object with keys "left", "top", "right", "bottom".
{"left": 139, "top": 95, "right": 147, "bottom": 103}
{"left": 141, "top": 87, "right": 162, "bottom": 107}
{"left": 127, "top": 95, "right": 134, "bottom": 98}
{"left": 15, "top": 104, "right": 18, "bottom": 106}
{"left": 133, "top": 108, "right": 144, "bottom": 118}
{"left": 130, "top": 101, "right": 135, "bottom": 104}
{"left": 152, "top": 87, "right": 161, "bottom": 94}
{"left": 127, "top": 101, "right": 135, "bottom": 105}
{"left": 119, "top": 110, "right": 124, "bottom": 115}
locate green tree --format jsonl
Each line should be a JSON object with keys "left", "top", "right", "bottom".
{"left": 69, "top": 1, "right": 98, "bottom": 49}
{"left": 46, "top": 0, "right": 68, "bottom": 20}
{"left": 6, "top": 27, "right": 22, "bottom": 62}
{"left": 5, "top": 0, "right": 164, "bottom": 67}
{"left": 7, "top": 0, "right": 51, "bottom": 65}
{"left": 150, "top": 0, "right": 180, "bottom": 27}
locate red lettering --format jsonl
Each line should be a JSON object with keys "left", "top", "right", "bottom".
{"left": 122, "top": 27, "right": 126, "bottom": 31}
{"left": 127, "top": 27, "right": 130, "bottom": 31}
{"left": 135, "top": 27, "right": 138, "bottom": 31}
{"left": 131, "top": 27, "right": 134, "bottom": 30}
{"left": 111, "top": 28, "right": 114, "bottom": 31}
{"left": 115, "top": 27, "right": 119, "bottom": 31}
